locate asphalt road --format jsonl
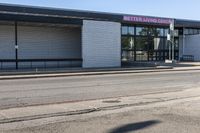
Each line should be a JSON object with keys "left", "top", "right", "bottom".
{"left": 7, "top": 97, "right": 200, "bottom": 133}
{"left": 0, "top": 70, "right": 200, "bottom": 109}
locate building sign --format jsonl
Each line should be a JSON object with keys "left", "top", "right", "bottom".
{"left": 123, "top": 16, "right": 173, "bottom": 25}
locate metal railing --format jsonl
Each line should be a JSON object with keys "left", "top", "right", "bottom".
{"left": 180, "top": 55, "right": 194, "bottom": 62}
{"left": 122, "top": 49, "right": 179, "bottom": 61}
{"left": 0, "top": 58, "right": 82, "bottom": 70}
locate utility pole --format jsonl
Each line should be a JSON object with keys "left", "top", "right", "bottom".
{"left": 171, "top": 19, "right": 175, "bottom": 61}
{"left": 166, "top": 19, "right": 175, "bottom": 63}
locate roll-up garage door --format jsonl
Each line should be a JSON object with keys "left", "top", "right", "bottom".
{"left": 0, "top": 25, "right": 15, "bottom": 69}
{"left": 18, "top": 25, "right": 81, "bottom": 68}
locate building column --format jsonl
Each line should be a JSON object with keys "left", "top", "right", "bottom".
{"left": 82, "top": 20, "right": 121, "bottom": 68}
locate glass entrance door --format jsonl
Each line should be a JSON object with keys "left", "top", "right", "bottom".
{"left": 121, "top": 36, "right": 134, "bottom": 61}
{"left": 135, "top": 37, "right": 148, "bottom": 61}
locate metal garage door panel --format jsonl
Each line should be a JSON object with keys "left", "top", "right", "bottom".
{"left": 0, "top": 25, "right": 15, "bottom": 59}
{"left": 0, "top": 25, "right": 15, "bottom": 69}
{"left": 18, "top": 25, "right": 81, "bottom": 68}
{"left": 18, "top": 26, "right": 81, "bottom": 59}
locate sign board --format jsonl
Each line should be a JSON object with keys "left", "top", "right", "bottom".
{"left": 167, "top": 34, "right": 171, "bottom": 41}
{"left": 130, "top": 37, "right": 133, "bottom": 48}
{"left": 123, "top": 16, "right": 173, "bottom": 25}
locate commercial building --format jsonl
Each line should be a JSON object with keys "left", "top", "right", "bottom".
{"left": 0, "top": 3, "right": 200, "bottom": 69}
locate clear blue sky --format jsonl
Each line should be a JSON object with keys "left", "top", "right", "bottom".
{"left": 0, "top": 0, "right": 199, "bottom": 20}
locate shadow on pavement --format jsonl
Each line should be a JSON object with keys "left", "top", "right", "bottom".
{"left": 108, "top": 120, "right": 161, "bottom": 133}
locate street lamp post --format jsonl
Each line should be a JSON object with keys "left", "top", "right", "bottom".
{"left": 171, "top": 20, "right": 175, "bottom": 61}
{"left": 166, "top": 19, "right": 175, "bottom": 63}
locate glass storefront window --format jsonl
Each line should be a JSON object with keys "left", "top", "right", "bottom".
{"left": 121, "top": 36, "right": 135, "bottom": 61}
{"left": 121, "top": 25, "right": 179, "bottom": 61}
{"left": 164, "top": 29, "right": 169, "bottom": 36}
{"left": 136, "top": 51, "right": 148, "bottom": 61}
{"left": 153, "top": 38, "right": 165, "bottom": 50}
{"left": 148, "top": 27, "right": 158, "bottom": 36}
{"left": 174, "top": 38, "right": 179, "bottom": 50}
{"left": 135, "top": 37, "right": 148, "bottom": 50}
{"left": 136, "top": 27, "right": 148, "bottom": 36}
{"left": 128, "top": 27, "right": 134, "bottom": 35}
{"left": 122, "top": 36, "right": 134, "bottom": 50}
{"left": 122, "top": 26, "right": 135, "bottom": 35}
{"left": 164, "top": 39, "right": 169, "bottom": 50}
{"left": 122, "top": 26, "right": 128, "bottom": 35}
{"left": 157, "top": 28, "right": 164, "bottom": 36}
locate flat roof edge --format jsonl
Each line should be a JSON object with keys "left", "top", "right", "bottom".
{"left": 0, "top": 3, "right": 200, "bottom": 28}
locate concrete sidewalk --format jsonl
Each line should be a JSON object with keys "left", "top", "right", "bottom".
{"left": 0, "top": 87, "right": 200, "bottom": 126}
{"left": 1, "top": 66, "right": 200, "bottom": 80}
{"left": 1, "top": 61, "right": 200, "bottom": 80}
{"left": 0, "top": 66, "right": 172, "bottom": 80}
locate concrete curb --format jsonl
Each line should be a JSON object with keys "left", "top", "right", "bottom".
{"left": 0, "top": 67, "right": 173, "bottom": 80}
{"left": 0, "top": 66, "right": 171, "bottom": 75}
{"left": 1, "top": 66, "right": 200, "bottom": 80}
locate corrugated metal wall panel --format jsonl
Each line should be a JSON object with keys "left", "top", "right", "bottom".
{"left": 18, "top": 26, "right": 81, "bottom": 59}
{"left": 184, "top": 35, "right": 200, "bottom": 61}
{"left": 0, "top": 25, "right": 15, "bottom": 59}
{"left": 0, "top": 25, "right": 16, "bottom": 69}
{"left": 18, "top": 25, "right": 81, "bottom": 68}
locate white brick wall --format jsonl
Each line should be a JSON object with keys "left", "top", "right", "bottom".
{"left": 82, "top": 20, "right": 121, "bottom": 68}
{"left": 182, "top": 34, "right": 200, "bottom": 61}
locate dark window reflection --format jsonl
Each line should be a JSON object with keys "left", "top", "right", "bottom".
{"left": 121, "top": 25, "right": 179, "bottom": 61}
{"left": 122, "top": 26, "right": 128, "bottom": 35}
{"left": 135, "top": 37, "right": 148, "bottom": 51}
{"left": 122, "top": 37, "right": 134, "bottom": 50}
{"left": 136, "top": 27, "right": 148, "bottom": 36}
